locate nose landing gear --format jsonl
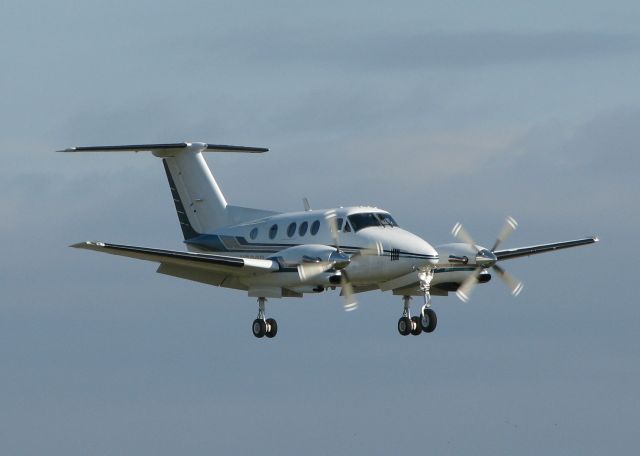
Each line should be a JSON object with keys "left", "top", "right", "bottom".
{"left": 252, "top": 297, "right": 278, "bottom": 339}
{"left": 421, "top": 307, "right": 437, "bottom": 333}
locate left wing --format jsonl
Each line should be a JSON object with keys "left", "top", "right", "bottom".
{"left": 494, "top": 236, "right": 598, "bottom": 261}
{"left": 72, "top": 241, "right": 279, "bottom": 275}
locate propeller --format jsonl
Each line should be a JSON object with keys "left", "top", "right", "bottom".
{"left": 296, "top": 211, "right": 381, "bottom": 311}
{"left": 296, "top": 211, "right": 347, "bottom": 280}
{"left": 341, "top": 271, "right": 357, "bottom": 312}
{"left": 297, "top": 260, "right": 336, "bottom": 281}
{"left": 327, "top": 210, "right": 358, "bottom": 311}
{"left": 451, "top": 216, "right": 523, "bottom": 302}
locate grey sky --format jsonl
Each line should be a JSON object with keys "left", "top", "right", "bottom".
{"left": 1, "top": 1, "right": 638, "bottom": 455}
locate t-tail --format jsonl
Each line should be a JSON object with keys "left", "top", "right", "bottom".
{"left": 59, "top": 141, "right": 278, "bottom": 239}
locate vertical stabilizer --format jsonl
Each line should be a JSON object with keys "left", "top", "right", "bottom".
{"left": 162, "top": 150, "right": 229, "bottom": 237}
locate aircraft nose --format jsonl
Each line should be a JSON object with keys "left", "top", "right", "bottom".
{"left": 402, "top": 235, "right": 439, "bottom": 266}
{"left": 361, "top": 228, "right": 439, "bottom": 266}
{"left": 420, "top": 241, "right": 439, "bottom": 266}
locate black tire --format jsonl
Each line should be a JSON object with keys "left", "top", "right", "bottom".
{"left": 421, "top": 308, "right": 437, "bottom": 333}
{"left": 397, "top": 317, "right": 412, "bottom": 336}
{"left": 265, "top": 318, "right": 278, "bottom": 338}
{"left": 252, "top": 318, "right": 266, "bottom": 338}
{"left": 410, "top": 316, "right": 423, "bottom": 335}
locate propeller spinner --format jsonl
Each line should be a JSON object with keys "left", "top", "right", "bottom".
{"left": 451, "top": 216, "right": 523, "bottom": 302}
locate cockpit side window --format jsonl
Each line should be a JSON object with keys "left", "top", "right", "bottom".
{"left": 336, "top": 218, "right": 344, "bottom": 231}
{"left": 344, "top": 221, "right": 352, "bottom": 233}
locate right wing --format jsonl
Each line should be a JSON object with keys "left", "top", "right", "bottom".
{"left": 72, "top": 241, "right": 278, "bottom": 275}
{"left": 494, "top": 236, "right": 598, "bottom": 261}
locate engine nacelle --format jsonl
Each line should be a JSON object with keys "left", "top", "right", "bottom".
{"left": 436, "top": 243, "right": 490, "bottom": 267}
{"left": 269, "top": 244, "right": 338, "bottom": 268}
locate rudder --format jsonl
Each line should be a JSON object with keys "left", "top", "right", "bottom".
{"left": 162, "top": 159, "right": 200, "bottom": 240}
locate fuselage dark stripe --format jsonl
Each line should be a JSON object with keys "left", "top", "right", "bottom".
{"left": 186, "top": 235, "right": 438, "bottom": 261}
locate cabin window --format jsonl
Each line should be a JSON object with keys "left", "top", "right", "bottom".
{"left": 250, "top": 227, "right": 258, "bottom": 240}
{"left": 287, "top": 222, "right": 297, "bottom": 237}
{"left": 299, "top": 221, "right": 308, "bottom": 236}
{"left": 269, "top": 224, "right": 278, "bottom": 239}
{"left": 310, "top": 220, "right": 320, "bottom": 235}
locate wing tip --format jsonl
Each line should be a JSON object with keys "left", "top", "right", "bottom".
{"left": 70, "top": 241, "right": 105, "bottom": 249}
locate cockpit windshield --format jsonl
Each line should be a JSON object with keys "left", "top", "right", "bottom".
{"left": 347, "top": 212, "right": 399, "bottom": 232}
{"left": 377, "top": 213, "right": 398, "bottom": 227}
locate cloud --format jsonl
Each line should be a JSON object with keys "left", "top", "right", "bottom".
{"left": 212, "top": 30, "right": 640, "bottom": 71}
{"left": 262, "top": 104, "right": 639, "bottom": 237}
{"left": 507, "top": 106, "right": 640, "bottom": 178}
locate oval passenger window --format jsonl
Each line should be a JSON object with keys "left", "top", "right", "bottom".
{"left": 299, "top": 221, "right": 308, "bottom": 236}
{"left": 310, "top": 220, "right": 320, "bottom": 235}
{"left": 269, "top": 224, "right": 278, "bottom": 239}
{"left": 287, "top": 222, "right": 297, "bottom": 237}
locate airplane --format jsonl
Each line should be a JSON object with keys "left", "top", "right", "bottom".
{"left": 60, "top": 141, "right": 598, "bottom": 339}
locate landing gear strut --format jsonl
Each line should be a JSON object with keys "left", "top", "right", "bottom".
{"left": 397, "top": 269, "right": 438, "bottom": 336}
{"left": 418, "top": 268, "right": 437, "bottom": 332}
{"left": 252, "top": 297, "right": 278, "bottom": 339}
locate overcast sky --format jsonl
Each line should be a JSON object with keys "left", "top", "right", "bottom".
{"left": 1, "top": 1, "right": 639, "bottom": 455}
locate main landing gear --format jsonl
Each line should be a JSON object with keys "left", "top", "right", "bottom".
{"left": 397, "top": 269, "right": 437, "bottom": 336}
{"left": 397, "top": 296, "right": 437, "bottom": 336}
{"left": 252, "top": 297, "right": 278, "bottom": 339}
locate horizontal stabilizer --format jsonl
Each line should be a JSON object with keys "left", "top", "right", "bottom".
{"left": 58, "top": 142, "right": 268, "bottom": 153}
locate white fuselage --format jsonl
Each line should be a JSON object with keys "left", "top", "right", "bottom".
{"left": 184, "top": 206, "right": 442, "bottom": 295}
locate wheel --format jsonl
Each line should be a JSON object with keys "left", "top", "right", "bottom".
{"left": 397, "top": 317, "right": 412, "bottom": 336}
{"left": 252, "top": 318, "right": 266, "bottom": 338}
{"left": 421, "top": 308, "right": 437, "bottom": 333}
{"left": 265, "top": 318, "right": 278, "bottom": 338}
{"left": 410, "top": 316, "right": 423, "bottom": 335}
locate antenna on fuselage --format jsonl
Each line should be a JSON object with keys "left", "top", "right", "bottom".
{"left": 302, "top": 197, "right": 311, "bottom": 211}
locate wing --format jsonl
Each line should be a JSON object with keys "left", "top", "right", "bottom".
{"left": 72, "top": 241, "right": 278, "bottom": 275}
{"left": 494, "top": 236, "right": 598, "bottom": 261}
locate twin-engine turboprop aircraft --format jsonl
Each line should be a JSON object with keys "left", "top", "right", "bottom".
{"left": 61, "top": 142, "right": 598, "bottom": 338}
